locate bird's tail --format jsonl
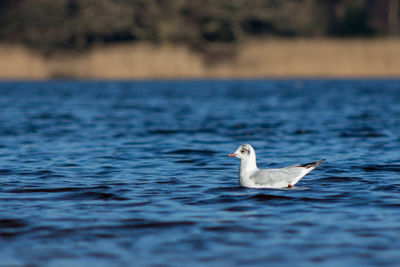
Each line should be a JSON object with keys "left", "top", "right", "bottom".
{"left": 299, "top": 159, "right": 326, "bottom": 169}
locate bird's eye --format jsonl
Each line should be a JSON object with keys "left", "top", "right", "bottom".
{"left": 241, "top": 150, "right": 246, "bottom": 153}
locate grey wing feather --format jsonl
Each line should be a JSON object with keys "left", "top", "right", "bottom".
{"left": 250, "top": 167, "right": 305, "bottom": 187}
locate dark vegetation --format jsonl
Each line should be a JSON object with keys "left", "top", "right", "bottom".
{"left": 0, "top": 0, "right": 399, "bottom": 54}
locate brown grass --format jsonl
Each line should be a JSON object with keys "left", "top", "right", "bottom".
{"left": 1, "top": 38, "right": 400, "bottom": 79}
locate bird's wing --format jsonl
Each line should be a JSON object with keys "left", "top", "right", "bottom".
{"left": 249, "top": 167, "right": 307, "bottom": 187}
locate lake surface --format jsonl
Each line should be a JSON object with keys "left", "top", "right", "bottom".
{"left": 0, "top": 80, "right": 400, "bottom": 266}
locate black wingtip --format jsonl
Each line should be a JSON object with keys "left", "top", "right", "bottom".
{"left": 299, "top": 159, "right": 326, "bottom": 169}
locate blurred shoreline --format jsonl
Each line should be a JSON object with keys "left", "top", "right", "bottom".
{"left": 1, "top": 38, "right": 400, "bottom": 80}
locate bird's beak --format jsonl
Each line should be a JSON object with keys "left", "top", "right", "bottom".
{"left": 227, "top": 153, "right": 237, "bottom": 157}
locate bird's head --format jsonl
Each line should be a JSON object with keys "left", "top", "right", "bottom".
{"left": 228, "top": 144, "right": 256, "bottom": 161}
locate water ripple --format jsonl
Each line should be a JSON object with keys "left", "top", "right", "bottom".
{"left": 1, "top": 80, "right": 400, "bottom": 266}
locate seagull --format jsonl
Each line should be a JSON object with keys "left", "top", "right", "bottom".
{"left": 228, "top": 144, "right": 325, "bottom": 188}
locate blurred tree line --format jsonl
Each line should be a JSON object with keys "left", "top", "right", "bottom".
{"left": 0, "top": 0, "right": 399, "bottom": 54}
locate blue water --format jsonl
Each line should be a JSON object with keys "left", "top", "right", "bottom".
{"left": 1, "top": 80, "right": 400, "bottom": 266}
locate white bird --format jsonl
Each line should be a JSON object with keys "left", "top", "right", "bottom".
{"left": 228, "top": 144, "right": 325, "bottom": 188}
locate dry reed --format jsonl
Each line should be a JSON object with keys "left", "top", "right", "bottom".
{"left": 1, "top": 38, "right": 400, "bottom": 79}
